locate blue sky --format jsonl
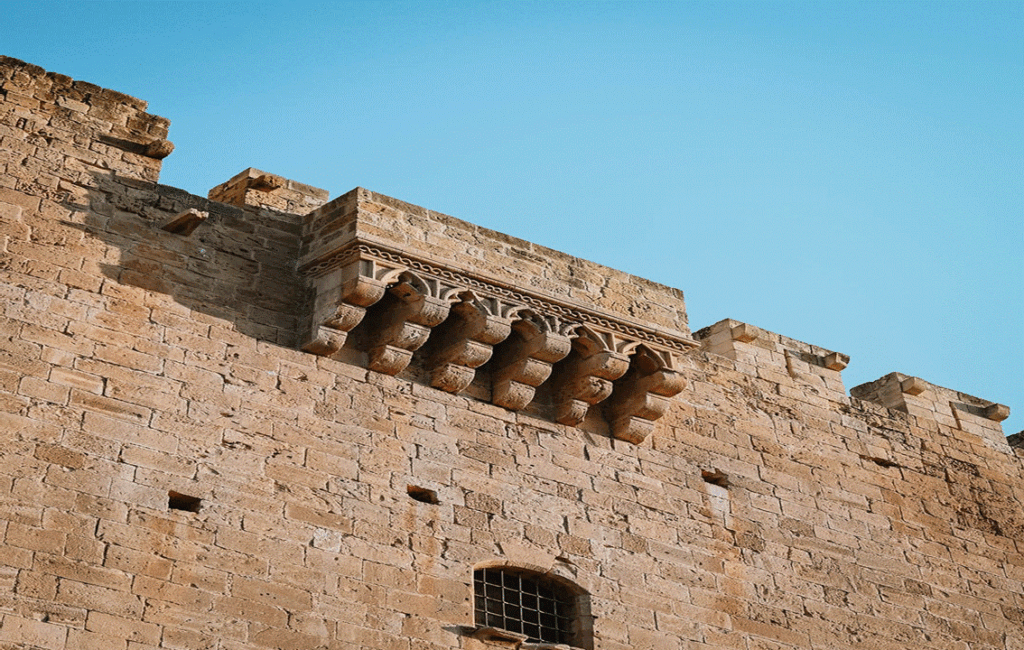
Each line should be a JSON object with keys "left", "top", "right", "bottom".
{"left": 4, "top": 1, "right": 1022, "bottom": 435}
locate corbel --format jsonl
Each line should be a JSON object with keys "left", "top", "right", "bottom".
{"left": 144, "top": 138, "right": 175, "bottom": 159}
{"left": 982, "top": 403, "right": 1010, "bottom": 422}
{"left": 426, "top": 294, "right": 516, "bottom": 394}
{"left": 160, "top": 208, "right": 207, "bottom": 236}
{"left": 362, "top": 272, "right": 458, "bottom": 376}
{"left": 553, "top": 327, "right": 631, "bottom": 427}
{"left": 490, "top": 312, "right": 574, "bottom": 411}
{"left": 730, "top": 323, "right": 762, "bottom": 343}
{"left": 248, "top": 173, "right": 284, "bottom": 191}
{"left": 605, "top": 345, "right": 686, "bottom": 444}
{"left": 822, "top": 351, "right": 850, "bottom": 371}
{"left": 302, "top": 258, "right": 393, "bottom": 356}
{"left": 900, "top": 376, "right": 927, "bottom": 396}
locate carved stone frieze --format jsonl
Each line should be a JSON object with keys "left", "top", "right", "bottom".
{"left": 299, "top": 243, "right": 699, "bottom": 354}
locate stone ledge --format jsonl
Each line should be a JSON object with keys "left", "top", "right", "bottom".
{"left": 297, "top": 189, "right": 697, "bottom": 443}
{"left": 300, "top": 187, "right": 693, "bottom": 339}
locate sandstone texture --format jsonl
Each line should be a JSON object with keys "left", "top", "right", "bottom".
{"left": 1, "top": 56, "right": 1021, "bottom": 650}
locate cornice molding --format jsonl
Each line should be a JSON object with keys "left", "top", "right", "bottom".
{"left": 300, "top": 242, "right": 698, "bottom": 354}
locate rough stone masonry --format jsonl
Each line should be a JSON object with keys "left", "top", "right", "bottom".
{"left": 0, "top": 55, "right": 1021, "bottom": 650}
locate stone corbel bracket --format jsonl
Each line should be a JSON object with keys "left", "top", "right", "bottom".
{"left": 605, "top": 345, "right": 686, "bottom": 444}
{"left": 160, "top": 209, "right": 207, "bottom": 237}
{"left": 983, "top": 403, "right": 1010, "bottom": 422}
{"left": 490, "top": 312, "right": 574, "bottom": 411}
{"left": 362, "top": 271, "right": 461, "bottom": 376}
{"left": 426, "top": 293, "right": 518, "bottom": 393}
{"left": 553, "top": 326, "right": 632, "bottom": 427}
{"left": 144, "top": 138, "right": 175, "bottom": 159}
{"left": 302, "top": 255, "right": 397, "bottom": 356}
{"left": 823, "top": 351, "right": 850, "bottom": 371}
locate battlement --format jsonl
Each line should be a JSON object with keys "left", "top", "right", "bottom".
{"left": 208, "top": 167, "right": 329, "bottom": 216}
{"left": 300, "top": 186, "right": 692, "bottom": 339}
{"left": 695, "top": 318, "right": 850, "bottom": 397}
{"left": 1, "top": 58, "right": 1021, "bottom": 650}
{"left": 0, "top": 56, "right": 172, "bottom": 187}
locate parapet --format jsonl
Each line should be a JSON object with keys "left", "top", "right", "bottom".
{"left": 694, "top": 318, "right": 1016, "bottom": 452}
{"left": 300, "top": 187, "right": 692, "bottom": 339}
{"left": 694, "top": 317, "right": 850, "bottom": 400}
{"left": 0, "top": 56, "right": 172, "bottom": 185}
{"left": 851, "top": 372, "right": 1011, "bottom": 450}
{"left": 208, "top": 167, "right": 329, "bottom": 215}
{"left": 295, "top": 186, "right": 697, "bottom": 443}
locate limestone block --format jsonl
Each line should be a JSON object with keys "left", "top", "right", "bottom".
{"left": 983, "top": 402, "right": 1010, "bottom": 422}
{"left": 900, "top": 376, "right": 927, "bottom": 396}
{"left": 160, "top": 209, "right": 207, "bottom": 236}
{"left": 823, "top": 351, "right": 850, "bottom": 371}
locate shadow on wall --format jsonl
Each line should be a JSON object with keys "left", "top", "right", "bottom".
{"left": 67, "top": 170, "right": 308, "bottom": 348}
{"left": 52, "top": 170, "right": 632, "bottom": 440}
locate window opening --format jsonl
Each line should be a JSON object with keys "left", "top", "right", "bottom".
{"left": 474, "top": 567, "right": 575, "bottom": 645}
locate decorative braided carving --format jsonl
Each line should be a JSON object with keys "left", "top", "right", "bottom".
{"left": 300, "top": 243, "right": 697, "bottom": 354}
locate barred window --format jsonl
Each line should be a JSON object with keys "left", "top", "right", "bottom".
{"left": 474, "top": 567, "right": 578, "bottom": 645}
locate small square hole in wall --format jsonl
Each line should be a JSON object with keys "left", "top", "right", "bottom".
{"left": 168, "top": 491, "right": 202, "bottom": 513}
{"left": 407, "top": 485, "right": 439, "bottom": 504}
{"left": 701, "top": 470, "right": 729, "bottom": 488}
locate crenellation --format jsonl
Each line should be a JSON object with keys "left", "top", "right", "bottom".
{"left": 1, "top": 57, "right": 1021, "bottom": 650}
{"left": 208, "top": 167, "right": 328, "bottom": 217}
{"left": 0, "top": 57, "right": 169, "bottom": 186}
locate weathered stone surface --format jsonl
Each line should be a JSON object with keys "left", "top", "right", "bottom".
{"left": 0, "top": 56, "right": 1021, "bottom": 650}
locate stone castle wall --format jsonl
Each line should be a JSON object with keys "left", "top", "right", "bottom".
{"left": 1, "top": 56, "right": 1022, "bottom": 650}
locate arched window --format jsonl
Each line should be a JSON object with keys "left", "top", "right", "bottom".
{"left": 474, "top": 567, "right": 588, "bottom": 647}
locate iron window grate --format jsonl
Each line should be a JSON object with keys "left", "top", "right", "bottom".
{"left": 474, "top": 567, "right": 575, "bottom": 645}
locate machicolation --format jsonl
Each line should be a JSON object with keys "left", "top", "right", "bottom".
{"left": 1, "top": 56, "right": 1022, "bottom": 650}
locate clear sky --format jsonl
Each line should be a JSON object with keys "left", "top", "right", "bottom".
{"left": 4, "top": 1, "right": 1022, "bottom": 435}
